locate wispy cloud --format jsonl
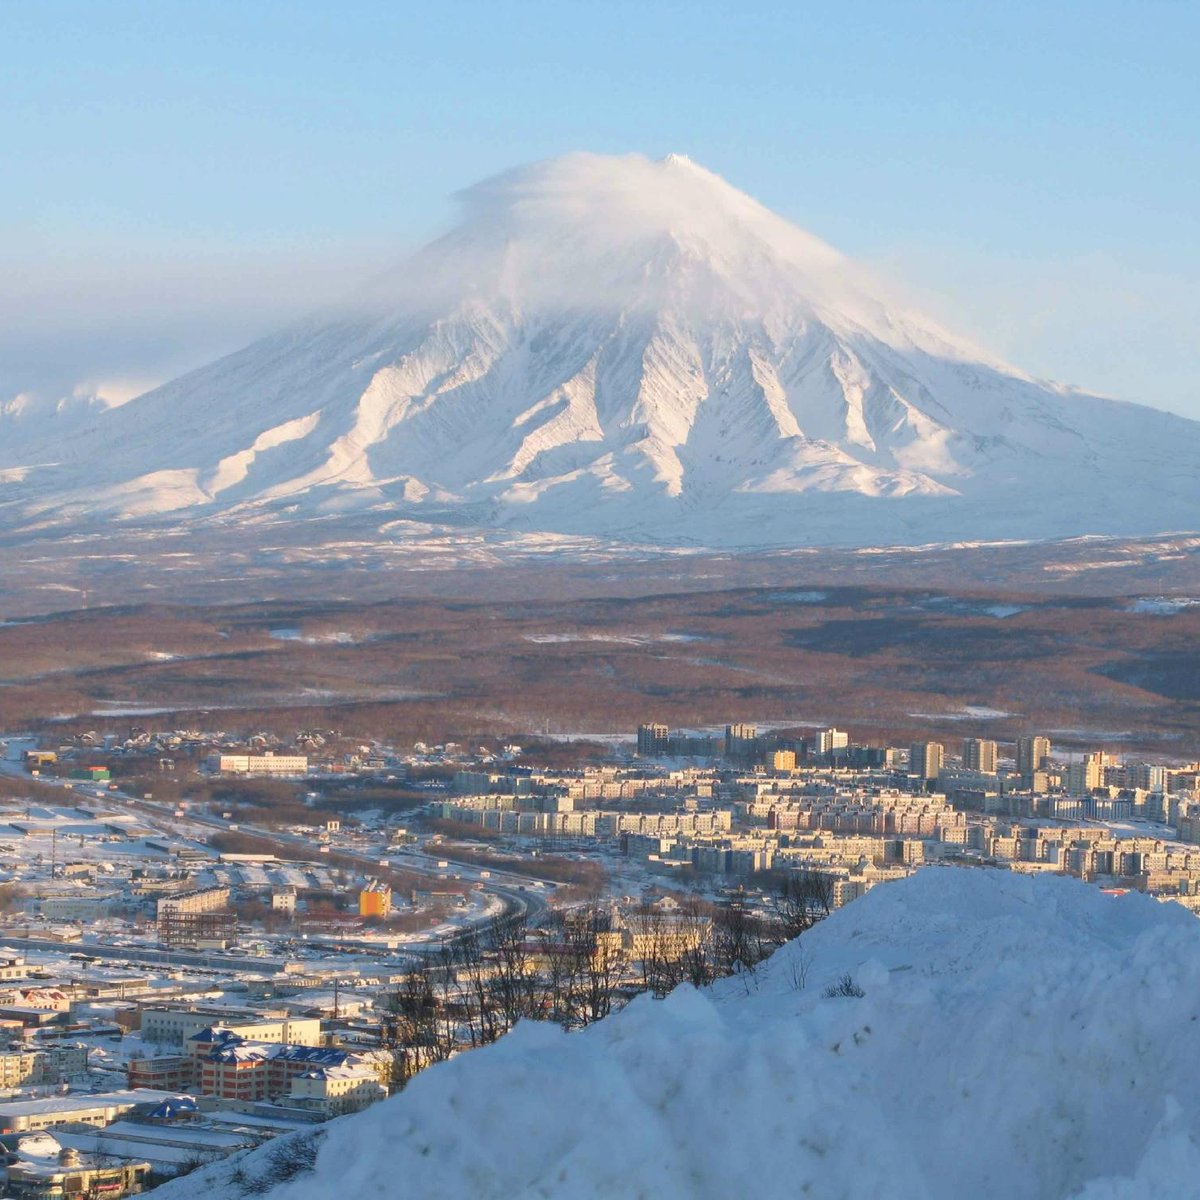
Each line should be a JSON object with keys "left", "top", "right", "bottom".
{"left": 2, "top": 159, "right": 1198, "bottom": 425}
{"left": 0, "top": 240, "right": 398, "bottom": 415}
{"left": 867, "top": 245, "right": 1200, "bottom": 418}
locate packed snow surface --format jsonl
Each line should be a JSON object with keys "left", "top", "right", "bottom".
{"left": 156, "top": 870, "right": 1200, "bottom": 1200}
{"left": 1128, "top": 596, "right": 1200, "bottom": 615}
{"left": 908, "top": 704, "right": 1015, "bottom": 721}
{"left": 3, "top": 152, "right": 1200, "bottom": 548}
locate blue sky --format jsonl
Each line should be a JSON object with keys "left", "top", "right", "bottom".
{"left": 2, "top": 0, "right": 1197, "bottom": 415}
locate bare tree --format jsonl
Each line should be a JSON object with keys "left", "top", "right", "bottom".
{"left": 484, "top": 913, "right": 542, "bottom": 1027}
{"left": 539, "top": 905, "right": 625, "bottom": 1028}
{"left": 630, "top": 906, "right": 672, "bottom": 997}
{"left": 630, "top": 900, "right": 715, "bottom": 997}
{"left": 380, "top": 963, "right": 455, "bottom": 1088}
{"left": 711, "top": 891, "right": 774, "bottom": 983}
{"left": 379, "top": 875, "right": 834, "bottom": 1090}
{"left": 446, "top": 930, "right": 488, "bottom": 1049}
{"left": 822, "top": 973, "right": 865, "bottom": 999}
{"left": 570, "top": 907, "right": 625, "bottom": 1027}
{"left": 766, "top": 869, "right": 834, "bottom": 944}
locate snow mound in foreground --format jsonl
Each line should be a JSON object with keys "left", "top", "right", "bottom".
{"left": 158, "top": 871, "right": 1200, "bottom": 1199}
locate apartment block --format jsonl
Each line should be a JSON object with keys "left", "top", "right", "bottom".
{"left": 209, "top": 752, "right": 309, "bottom": 776}
{"left": 910, "top": 742, "right": 945, "bottom": 781}
{"left": 138, "top": 1006, "right": 322, "bottom": 1047}
{"left": 962, "top": 738, "right": 998, "bottom": 774}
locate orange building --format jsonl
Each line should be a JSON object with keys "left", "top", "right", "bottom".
{"left": 358, "top": 881, "right": 392, "bottom": 919}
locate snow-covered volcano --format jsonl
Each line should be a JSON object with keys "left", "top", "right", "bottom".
{"left": 4, "top": 152, "right": 1198, "bottom": 547}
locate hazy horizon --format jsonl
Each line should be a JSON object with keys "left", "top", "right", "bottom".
{"left": 2, "top": 1, "right": 1198, "bottom": 421}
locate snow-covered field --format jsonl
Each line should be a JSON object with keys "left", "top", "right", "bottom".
{"left": 154, "top": 869, "right": 1200, "bottom": 1200}
{"left": 1127, "top": 596, "right": 1199, "bottom": 615}
{"left": 269, "top": 628, "right": 371, "bottom": 645}
{"left": 907, "top": 704, "right": 1015, "bottom": 721}
{"left": 522, "top": 632, "right": 707, "bottom": 646}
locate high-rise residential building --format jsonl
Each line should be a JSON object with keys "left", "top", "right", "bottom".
{"left": 962, "top": 738, "right": 998, "bottom": 774}
{"left": 725, "top": 723, "right": 758, "bottom": 758}
{"left": 910, "top": 742, "right": 945, "bottom": 782}
{"left": 637, "top": 723, "right": 670, "bottom": 756}
{"left": 816, "top": 728, "right": 849, "bottom": 755}
{"left": 771, "top": 749, "right": 797, "bottom": 772}
{"left": 1016, "top": 736, "right": 1052, "bottom": 778}
{"left": 1065, "top": 752, "right": 1105, "bottom": 796}
{"left": 1127, "top": 762, "right": 1169, "bottom": 793}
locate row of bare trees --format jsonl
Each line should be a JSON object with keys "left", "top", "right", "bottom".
{"left": 380, "top": 908, "right": 623, "bottom": 1086}
{"left": 630, "top": 870, "right": 834, "bottom": 997}
{"left": 380, "top": 869, "right": 834, "bottom": 1089}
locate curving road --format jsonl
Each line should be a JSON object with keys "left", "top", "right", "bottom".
{"left": 0, "top": 735, "right": 553, "bottom": 969}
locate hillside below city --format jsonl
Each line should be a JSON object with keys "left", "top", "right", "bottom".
{"left": 152, "top": 869, "right": 1200, "bottom": 1200}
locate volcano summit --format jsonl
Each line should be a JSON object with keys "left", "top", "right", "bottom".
{"left": 3, "top": 152, "right": 1197, "bottom": 551}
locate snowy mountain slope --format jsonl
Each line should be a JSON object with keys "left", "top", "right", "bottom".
{"left": 3, "top": 152, "right": 1198, "bottom": 547}
{"left": 0, "top": 387, "right": 117, "bottom": 479}
{"left": 152, "top": 870, "right": 1200, "bottom": 1200}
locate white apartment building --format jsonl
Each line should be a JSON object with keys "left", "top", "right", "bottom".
{"left": 139, "top": 1007, "right": 322, "bottom": 1047}
{"left": 0, "top": 1089, "right": 184, "bottom": 1133}
{"left": 0, "top": 1045, "right": 88, "bottom": 1088}
{"left": 0, "top": 957, "right": 33, "bottom": 982}
{"left": 37, "top": 896, "right": 118, "bottom": 922}
{"left": 288, "top": 1063, "right": 387, "bottom": 1116}
{"left": 209, "top": 752, "right": 309, "bottom": 776}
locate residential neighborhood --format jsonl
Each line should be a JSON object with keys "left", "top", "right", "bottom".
{"left": 0, "top": 715, "right": 1198, "bottom": 1195}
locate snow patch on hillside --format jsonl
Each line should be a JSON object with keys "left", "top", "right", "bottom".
{"left": 522, "top": 631, "right": 706, "bottom": 645}
{"left": 154, "top": 870, "right": 1200, "bottom": 1200}
{"left": 908, "top": 704, "right": 1015, "bottom": 720}
{"left": 268, "top": 628, "right": 366, "bottom": 645}
{"left": 1128, "top": 596, "right": 1199, "bottom": 615}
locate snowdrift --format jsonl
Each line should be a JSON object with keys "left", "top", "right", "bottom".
{"left": 155, "top": 870, "right": 1200, "bottom": 1199}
